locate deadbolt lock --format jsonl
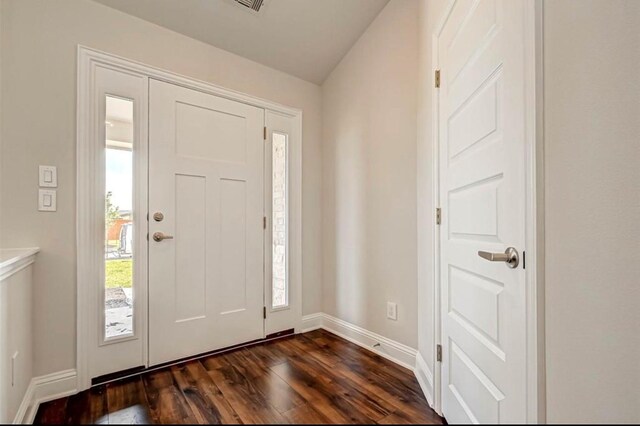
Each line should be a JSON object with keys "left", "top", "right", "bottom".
{"left": 153, "top": 212, "right": 164, "bottom": 222}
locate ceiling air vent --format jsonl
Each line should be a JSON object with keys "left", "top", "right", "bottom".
{"left": 234, "top": 0, "right": 265, "bottom": 12}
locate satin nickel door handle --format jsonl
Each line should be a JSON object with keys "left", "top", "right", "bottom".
{"left": 478, "top": 247, "right": 519, "bottom": 269}
{"left": 153, "top": 232, "right": 174, "bottom": 242}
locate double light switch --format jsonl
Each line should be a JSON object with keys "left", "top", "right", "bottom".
{"left": 38, "top": 165, "right": 57, "bottom": 212}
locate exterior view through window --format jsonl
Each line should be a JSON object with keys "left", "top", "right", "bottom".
{"left": 272, "top": 132, "right": 288, "bottom": 309}
{"left": 104, "top": 96, "right": 134, "bottom": 340}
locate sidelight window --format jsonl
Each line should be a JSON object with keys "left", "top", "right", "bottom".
{"left": 271, "top": 132, "right": 288, "bottom": 309}
{"left": 104, "top": 95, "right": 135, "bottom": 340}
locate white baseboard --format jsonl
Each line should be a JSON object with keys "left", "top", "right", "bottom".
{"left": 415, "top": 351, "right": 435, "bottom": 408}
{"left": 300, "top": 313, "right": 323, "bottom": 332}
{"left": 301, "top": 313, "right": 417, "bottom": 371}
{"left": 13, "top": 369, "right": 77, "bottom": 424}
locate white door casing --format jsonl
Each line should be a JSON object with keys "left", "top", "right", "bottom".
{"left": 438, "top": 0, "right": 529, "bottom": 423}
{"left": 148, "top": 79, "right": 265, "bottom": 366}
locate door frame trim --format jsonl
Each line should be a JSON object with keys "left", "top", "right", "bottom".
{"left": 76, "top": 45, "right": 303, "bottom": 391}
{"left": 430, "top": 1, "right": 545, "bottom": 422}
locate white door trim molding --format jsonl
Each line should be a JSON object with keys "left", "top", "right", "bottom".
{"left": 77, "top": 45, "right": 303, "bottom": 391}
{"left": 429, "top": 0, "right": 545, "bottom": 422}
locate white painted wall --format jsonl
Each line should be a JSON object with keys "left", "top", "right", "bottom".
{"left": 543, "top": 1, "right": 640, "bottom": 422}
{"left": 417, "top": 0, "right": 640, "bottom": 422}
{"left": 0, "top": 0, "right": 323, "bottom": 377}
{"left": 321, "top": 0, "right": 419, "bottom": 348}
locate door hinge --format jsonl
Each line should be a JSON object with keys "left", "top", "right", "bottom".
{"left": 263, "top": 216, "right": 267, "bottom": 230}
{"left": 435, "top": 69, "right": 441, "bottom": 88}
{"left": 437, "top": 344, "right": 442, "bottom": 362}
{"left": 436, "top": 208, "right": 442, "bottom": 225}
{"left": 263, "top": 306, "right": 267, "bottom": 319}
{"left": 264, "top": 126, "right": 267, "bottom": 140}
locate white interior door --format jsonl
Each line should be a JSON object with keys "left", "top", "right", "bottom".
{"left": 438, "top": 0, "right": 528, "bottom": 423}
{"left": 149, "top": 79, "right": 265, "bottom": 366}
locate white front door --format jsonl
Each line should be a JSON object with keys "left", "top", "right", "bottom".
{"left": 148, "top": 79, "right": 265, "bottom": 366}
{"left": 438, "top": 0, "right": 528, "bottom": 423}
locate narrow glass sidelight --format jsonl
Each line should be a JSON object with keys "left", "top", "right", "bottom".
{"left": 104, "top": 95, "right": 135, "bottom": 340}
{"left": 272, "top": 132, "right": 289, "bottom": 309}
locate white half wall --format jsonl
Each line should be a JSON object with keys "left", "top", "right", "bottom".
{"left": 321, "top": 0, "right": 419, "bottom": 350}
{"left": 0, "top": 0, "right": 322, "bottom": 379}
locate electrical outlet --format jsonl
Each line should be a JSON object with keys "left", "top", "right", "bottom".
{"left": 387, "top": 302, "right": 398, "bottom": 321}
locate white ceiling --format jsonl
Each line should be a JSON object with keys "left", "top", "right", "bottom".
{"left": 92, "top": 0, "right": 390, "bottom": 84}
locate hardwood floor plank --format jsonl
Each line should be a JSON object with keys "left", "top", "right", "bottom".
{"left": 34, "top": 396, "right": 68, "bottom": 425}
{"left": 271, "top": 358, "right": 378, "bottom": 424}
{"left": 184, "top": 361, "right": 242, "bottom": 424}
{"left": 293, "top": 332, "right": 440, "bottom": 424}
{"left": 281, "top": 340, "right": 394, "bottom": 421}
{"left": 207, "top": 360, "right": 289, "bottom": 423}
{"left": 142, "top": 368, "right": 199, "bottom": 424}
{"left": 244, "top": 340, "right": 291, "bottom": 369}
{"left": 34, "top": 330, "right": 442, "bottom": 425}
{"left": 378, "top": 408, "right": 445, "bottom": 425}
{"left": 106, "top": 375, "right": 152, "bottom": 424}
{"left": 65, "top": 385, "right": 108, "bottom": 424}
{"left": 283, "top": 403, "right": 332, "bottom": 424}
{"left": 226, "top": 348, "right": 306, "bottom": 413}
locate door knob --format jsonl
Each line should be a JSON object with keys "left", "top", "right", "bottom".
{"left": 478, "top": 247, "right": 519, "bottom": 269}
{"left": 153, "top": 232, "right": 174, "bottom": 242}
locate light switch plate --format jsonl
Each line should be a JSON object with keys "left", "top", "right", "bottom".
{"left": 39, "top": 165, "right": 57, "bottom": 187}
{"left": 38, "top": 189, "right": 57, "bottom": 212}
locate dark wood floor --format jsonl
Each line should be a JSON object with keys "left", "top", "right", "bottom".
{"left": 35, "top": 329, "right": 444, "bottom": 424}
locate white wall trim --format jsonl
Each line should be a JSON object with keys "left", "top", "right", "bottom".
{"left": 301, "top": 313, "right": 417, "bottom": 372}
{"left": 13, "top": 369, "right": 78, "bottom": 424}
{"left": 300, "top": 313, "right": 324, "bottom": 332}
{"left": 0, "top": 248, "right": 39, "bottom": 282}
{"left": 415, "top": 351, "right": 435, "bottom": 408}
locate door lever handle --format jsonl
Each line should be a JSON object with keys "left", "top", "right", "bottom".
{"left": 153, "top": 232, "right": 174, "bottom": 242}
{"left": 478, "top": 247, "right": 519, "bottom": 269}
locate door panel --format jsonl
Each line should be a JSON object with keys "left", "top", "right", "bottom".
{"left": 439, "top": 0, "right": 527, "bottom": 423}
{"left": 149, "top": 80, "right": 264, "bottom": 366}
{"left": 89, "top": 65, "right": 147, "bottom": 380}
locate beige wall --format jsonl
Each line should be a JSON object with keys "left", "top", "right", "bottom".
{"left": 0, "top": 0, "right": 323, "bottom": 377}
{"left": 544, "top": 1, "right": 640, "bottom": 422}
{"left": 321, "top": 0, "right": 419, "bottom": 348}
